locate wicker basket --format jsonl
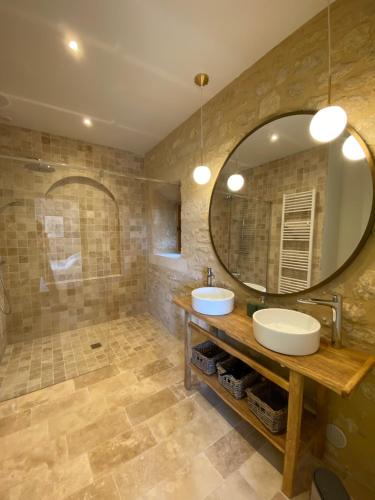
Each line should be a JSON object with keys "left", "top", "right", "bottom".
{"left": 216, "top": 356, "right": 259, "bottom": 399}
{"left": 246, "top": 381, "right": 288, "bottom": 434}
{"left": 191, "top": 341, "right": 228, "bottom": 375}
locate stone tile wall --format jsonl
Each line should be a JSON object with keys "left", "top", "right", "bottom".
{"left": 144, "top": 0, "right": 375, "bottom": 494}
{"left": 0, "top": 124, "right": 148, "bottom": 344}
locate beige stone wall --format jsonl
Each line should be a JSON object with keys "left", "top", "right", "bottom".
{"left": 0, "top": 124, "right": 148, "bottom": 343}
{"left": 144, "top": 0, "right": 375, "bottom": 496}
{"left": 0, "top": 266, "right": 7, "bottom": 357}
{"left": 148, "top": 184, "right": 180, "bottom": 254}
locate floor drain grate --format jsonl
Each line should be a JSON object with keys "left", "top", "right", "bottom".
{"left": 90, "top": 342, "right": 102, "bottom": 349}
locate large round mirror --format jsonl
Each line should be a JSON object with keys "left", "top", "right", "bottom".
{"left": 210, "top": 112, "right": 374, "bottom": 295}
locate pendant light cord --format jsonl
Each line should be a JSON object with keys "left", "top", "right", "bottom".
{"left": 327, "top": 0, "right": 332, "bottom": 105}
{"left": 200, "top": 86, "right": 204, "bottom": 165}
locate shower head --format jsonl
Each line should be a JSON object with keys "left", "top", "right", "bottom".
{"left": 24, "top": 162, "right": 55, "bottom": 173}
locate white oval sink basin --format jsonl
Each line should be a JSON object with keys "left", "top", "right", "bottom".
{"left": 192, "top": 287, "right": 234, "bottom": 316}
{"left": 253, "top": 308, "right": 321, "bottom": 356}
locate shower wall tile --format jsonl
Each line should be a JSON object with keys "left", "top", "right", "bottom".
{"left": 0, "top": 124, "right": 148, "bottom": 343}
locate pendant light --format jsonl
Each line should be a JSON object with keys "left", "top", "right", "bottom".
{"left": 309, "top": 1, "right": 347, "bottom": 143}
{"left": 193, "top": 73, "right": 211, "bottom": 185}
{"left": 227, "top": 156, "right": 245, "bottom": 192}
{"left": 342, "top": 135, "right": 366, "bottom": 161}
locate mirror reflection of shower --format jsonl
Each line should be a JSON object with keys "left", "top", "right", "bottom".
{"left": 223, "top": 193, "right": 271, "bottom": 292}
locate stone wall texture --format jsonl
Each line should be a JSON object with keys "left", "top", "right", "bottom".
{"left": 144, "top": 0, "right": 375, "bottom": 496}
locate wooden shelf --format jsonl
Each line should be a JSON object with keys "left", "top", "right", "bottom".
{"left": 191, "top": 364, "right": 316, "bottom": 455}
{"left": 190, "top": 321, "right": 289, "bottom": 391}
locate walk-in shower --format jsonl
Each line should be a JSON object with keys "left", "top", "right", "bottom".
{"left": 0, "top": 147, "right": 177, "bottom": 402}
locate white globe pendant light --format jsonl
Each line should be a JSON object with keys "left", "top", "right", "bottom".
{"left": 227, "top": 174, "right": 245, "bottom": 192}
{"left": 193, "top": 165, "right": 211, "bottom": 184}
{"left": 310, "top": 106, "right": 347, "bottom": 143}
{"left": 310, "top": 1, "right": 347, "bottom": 143}
{"left": 193, "top": 73, "right": 211, "bottom": 185}
{"left": 342, "top": 135, "right": 366, "bottom": 161}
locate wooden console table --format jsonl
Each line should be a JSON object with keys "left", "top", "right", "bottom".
{"left": 174, "top": 296, "right": 374, "bottom": 498}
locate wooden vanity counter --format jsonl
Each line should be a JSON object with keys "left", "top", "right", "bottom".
{"left": 174, "top": 296, "right": 374, "bottom": 397}
{"left": 173, "top": 295, "right": 375, "bottom": 498}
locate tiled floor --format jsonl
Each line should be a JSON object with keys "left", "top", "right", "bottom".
{"left": 0, "top": 313, "right": 311, "bottom": 500}
{"left": 0, "top": 323, "right": 109, "bottom": 401}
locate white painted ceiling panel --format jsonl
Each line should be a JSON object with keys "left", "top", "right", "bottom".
{"left": 0, "top": 0, "right": 327, "bottom": 154}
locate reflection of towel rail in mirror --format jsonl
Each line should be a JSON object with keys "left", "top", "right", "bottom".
{"left": 278, "top": 190, "right": 316, "bottom": 293}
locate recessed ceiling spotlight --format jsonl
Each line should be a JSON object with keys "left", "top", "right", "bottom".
{"left": 270, "top": 134, "right": 279, "bottom": 142}
{"left": 68, "top": 40, "right": 79, "bottom": 52}
{"left": 83, "top": 117, "right": 93, "bottom": 127}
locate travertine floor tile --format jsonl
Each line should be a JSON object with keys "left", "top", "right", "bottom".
{"left": 66, "top": 474, "right": 121, "bottom": 500}
{"left": 31, "top": 388, "right": 91, "bottom": 425}
{"left": 240, "top": 450, "right": 283, "bottom": 500}
{"left": 16, "top": 379, "right": 76, "bottom": 412}
{"left": 148, "top": 397, "right": 203, "bottom": 441}
{"left": 144, "top": 453, "right": 222, "bottom": 500}
{"left": 88, "top": 423, "right": 157, "bottom": 476}
{"left": 0, "top": 434, "right": 67, "bottom": 495}
{"left": 205, "top": 470, "right": 260, "bottom": 500}
{"left": 0, "top": 408, "right": 31, "bottom": 437}
{"left": 73, "top": 365, "right": 119, "bottom": 390}
{"left": 135, "top": 358, "right": 173, "bottom": 381}
{"left": 205, "top": 426, "right": 258, "bottom": 478}
{"left": 48, "top": 395, "right": 108, "bottom": 438}
{"left": 125, "top": 387, "right": 178, "bottom": 425}
{"left": 114, "top": 437, "right": 188, "bottom": 499}
{"left": 67, "top": 409, "right": 130, "bottom": 457}
{"left": 0, "top": 421, "right": 49, "bottom": 462}
{"left": 105, "top": 377, "right": 158, "bottom": 412}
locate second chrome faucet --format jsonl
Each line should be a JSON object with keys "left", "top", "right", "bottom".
{"left": 297, "top": 294, "right": 343, "bottom": 348}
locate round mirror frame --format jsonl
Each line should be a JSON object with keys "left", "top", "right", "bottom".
{"left": 209, "top": 110, "right": 375, "bottom": 297}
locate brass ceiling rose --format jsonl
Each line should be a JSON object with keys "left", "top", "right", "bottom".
{"left": 194, "top": 73, "right": 209, "bottom": 87}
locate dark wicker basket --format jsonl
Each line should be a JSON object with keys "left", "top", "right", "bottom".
{"left": 246, "top": 381, "right": 288, "bottom": 434}
{"left": 191, "top": 341, "right": 228, "bottom": 375}
{"left": 216, "top": 356, "right": 259, "bottom": 399}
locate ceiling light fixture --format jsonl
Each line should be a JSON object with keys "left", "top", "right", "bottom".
{"left": 68, "top": 40, "right": 79, "bottom": 52}
{"left": 83, "top": 117, "right": 93, "bottom": 127}
{"left": 270, "top": 133, "right": 279, "bottom": 142}
{"left": 193, "top": 73, "right": 211, "bottom": 185}
{"left": 342, "top": 135, "right": 366, "bottom": 161}
{"left": 309, "top": 1, "right": 347, "bottom": 143}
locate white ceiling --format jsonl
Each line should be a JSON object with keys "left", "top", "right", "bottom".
{"left": 230, "top": 114, "right": 319, "bottom": 171}
{"left": 0, "top": 0, "right": 327, "bottom": 155}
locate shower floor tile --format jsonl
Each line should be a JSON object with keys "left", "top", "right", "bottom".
{"left": 0, "top": 323, "right": 109, "bottom": 401}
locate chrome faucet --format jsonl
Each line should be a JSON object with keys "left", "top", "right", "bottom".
{"left": 207, "top": 267, "right": 215, "bottom": 287}
{"left": 297, "top": 294, "right": 343, "bottom": 348}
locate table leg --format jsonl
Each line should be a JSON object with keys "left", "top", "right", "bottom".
{"left": 312, "top": 384, "right": 329, "bottom": 458}
{"left": 282, "top": 371, "right": 304, "bottom": 498}
{"left": 184, "top": 311, "right": 192, "bottom": 390}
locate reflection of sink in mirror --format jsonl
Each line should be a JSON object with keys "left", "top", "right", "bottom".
{"left": 192, "top": 287, "right": 234, "bottom": 316}
{"left": 252, "top": 308, "right": 321, "bottom": 356}
{"left": 209, "top": 113, "right": 373, "bottom": 296}
{"left": 244, "top": 282, "right": 266, "bottom": 293}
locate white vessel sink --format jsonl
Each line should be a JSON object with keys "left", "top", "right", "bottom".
{"left": 253, "top": 308, "right": 321, "bottom": 356}
{"left": 192, "top": 287, "right": 234, "bottom": 316}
